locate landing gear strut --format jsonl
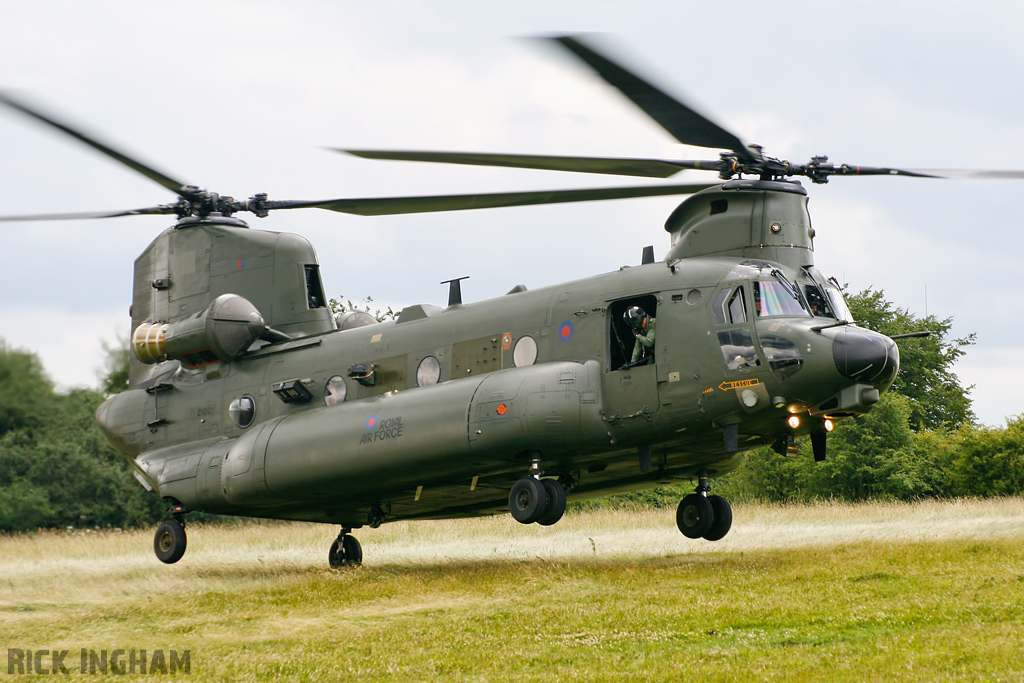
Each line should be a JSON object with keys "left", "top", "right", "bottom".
{"left": 329, "top": 528, "right": 362, "bottom": 568}
{"left": 676, "top": 474, "right": 732, "bottom": 542}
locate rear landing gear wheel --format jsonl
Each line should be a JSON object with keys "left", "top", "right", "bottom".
{"left": 154, "top": 519, "right": 187, "bottom": 564}
{"left": 676, "top": 494, "right": 714, "bottom": 539}
{"left": 703, "top": 495, "right": 733, "bottom": 541}
{"left": 509, "top": 476, "right": 548, "bottom": 524}
{"left": 536, "top": 479, "right": 567, "bottom": 526}
{"left": 329, "top": 532, "right": 362, "bottom": 568}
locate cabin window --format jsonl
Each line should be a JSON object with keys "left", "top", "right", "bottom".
{"left": 324, "top": 376, "right": 348, "bottom": 405}
{"left": 304, "top": 264, "right": 326, "bottom": 309}
{"left": 416, "top": 356, "right": 441, "bottom": 386}
{"left": 513, "top": 336, "right": 538, "bottom": 367}
{"left": 228, "top": 395, "right": 256, "bottom": 428}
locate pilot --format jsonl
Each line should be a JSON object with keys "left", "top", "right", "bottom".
{"left": 624, "top": 306, "right": 656, "bottom": 366}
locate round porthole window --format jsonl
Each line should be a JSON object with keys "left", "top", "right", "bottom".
{"left": 324, "top": 375, "right": 348, "bottom": 406}
{"left": 228, "top": 395, "right": 256, "bottom": 428}
{"left": 416, "top": 356, "right": 441, "bottom": 387}
{"left": 513, "top": 336, "right": 538, "bottom": 367}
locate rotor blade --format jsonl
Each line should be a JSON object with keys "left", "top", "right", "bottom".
{"left": 0, "top": 91, "right": 190, "bottom": 196}
{"left": 266, "top": 183, "right": 717, "bottom": 216}
{"left": 899, "top": 168, "right": 1024, "bottom": 180}
{"left": 832, "top": 166, "right": 942, "bottom": 179}
{"left": 340, "top": 149, "right": 692, "bottom": 178}
{"left": 0, "top": 205, "right": 179, "bottom": 222}
{"left": 549, "top": 35, "right": 755, "bottom": 162}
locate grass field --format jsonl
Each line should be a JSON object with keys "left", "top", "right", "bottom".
{"left": 2, "top": 498, "right": 1023, "bottom": 681}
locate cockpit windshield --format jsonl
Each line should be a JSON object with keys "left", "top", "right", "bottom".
{"left": 754, "top": 279, "right": 809, "bottom": 317}
{"left": 802, "top": 284, "right": 835, "bottom": 318}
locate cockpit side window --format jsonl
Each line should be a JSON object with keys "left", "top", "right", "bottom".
{"left": 823, "top": 278, "right": 854, "bottom": 322}
{"left": 713, "top": 286, "right": 747, "bottom": 325}
{"left": 718, "top": 329, "right": 760, "bottom": 369}
{"left": 728, "top": 287, "right": 747, "bottom": 323}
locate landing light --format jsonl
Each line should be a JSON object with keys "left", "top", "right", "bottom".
{"left": 787, "top": 415, "right": 801, "bottom": 429}
{"left": 824, "top": 419, "right": 835, "bottom": 432}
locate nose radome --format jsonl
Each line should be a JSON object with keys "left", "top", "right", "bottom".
{"left": 832, "top": 327, "right": 899, "bottom": 386}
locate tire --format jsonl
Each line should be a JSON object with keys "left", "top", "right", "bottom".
{"left": 153, "top": 519, "right": 187, "bottom": 564}
{"left": 342, "top": 535, "right": 363, "bottom": 566}
{"left": 329, "top": 534, "right": 363, "bottom": 568}
{"left": 328, "top": 537, "right": 344, "bottom": 568}
{"left": 508, "top": 477, "right": 548, "bottom": 524}
{"left": 703, "top": 495, "right": 733, "bottom": 541}
{"left": 676, "top": 494, "right": 714, "bottom": 539}
{"left": 536, "top": 479, "right": 567, "bottom": 526}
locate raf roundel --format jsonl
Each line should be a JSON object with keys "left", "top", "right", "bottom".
{"left": 366, "top": 415, "right": 379, "bottom": 430}
{"left": 558, "top": 321, "right": 574, "bottom": 342}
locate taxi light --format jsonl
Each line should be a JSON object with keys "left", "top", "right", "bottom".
{"left": 824, "top": 419, "right": 835, "bottom": 432}
{"left": 787, "top": 415, "right": 801, "bottom": 429}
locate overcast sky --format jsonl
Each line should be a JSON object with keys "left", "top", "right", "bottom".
{"left": 1, "top": 1, "right": 1021, "bottom": 426}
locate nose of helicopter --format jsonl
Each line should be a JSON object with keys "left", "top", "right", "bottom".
{"left": 832, "top": 327, "right": 899, "bottom": 386}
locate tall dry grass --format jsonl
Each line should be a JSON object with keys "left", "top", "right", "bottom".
{"left": 3, "top": 498, "right": 1023, "bottom": 681}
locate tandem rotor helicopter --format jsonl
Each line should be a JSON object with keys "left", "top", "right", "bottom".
{"left": 2, "top": 36, "right": 1014, "bottom": 567}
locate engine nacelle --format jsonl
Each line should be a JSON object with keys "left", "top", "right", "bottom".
{"left": 132, "top": 293, "right": 266, "bottom": 367}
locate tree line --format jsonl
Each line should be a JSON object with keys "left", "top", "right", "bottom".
{"left": 0, "top": 289, "right": 1019, "bottom": 532}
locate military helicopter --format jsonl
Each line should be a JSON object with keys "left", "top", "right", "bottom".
{"left": 2, "top": 36, "right": 1010, "bottom": 567}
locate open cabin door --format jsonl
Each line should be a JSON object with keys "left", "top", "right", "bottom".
{"left": 603, "top": 294, "right": 660, "bottom": 418}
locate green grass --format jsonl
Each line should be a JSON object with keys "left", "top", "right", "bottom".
{"left": 2, "top": 499, "right": 1023, "bottom": 681}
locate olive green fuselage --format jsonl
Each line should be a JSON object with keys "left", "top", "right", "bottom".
{"left": 96, "top": 184, "right": 897, "bottom": 529}
{"left": 97, "top": 255, "right": 886, "bottom": 528}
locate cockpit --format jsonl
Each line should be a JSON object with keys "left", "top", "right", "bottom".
{"left": 711, "top": 261, "right": 856, "bottom": 378}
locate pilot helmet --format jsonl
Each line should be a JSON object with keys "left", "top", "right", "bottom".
{"left": 623, "top": 306, "right": 647, "bottom": 331}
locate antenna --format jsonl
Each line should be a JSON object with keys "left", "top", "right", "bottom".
{"left": 441, "top": 276, "right": 470, "bottom": 306}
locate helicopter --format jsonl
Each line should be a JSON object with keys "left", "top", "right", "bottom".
{"left": 1, "top": 35, "right": 1010, "bottom": 567}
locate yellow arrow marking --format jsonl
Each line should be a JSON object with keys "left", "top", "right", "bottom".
{"left": 719, "top": 378, "right": 760, "bottom": 391}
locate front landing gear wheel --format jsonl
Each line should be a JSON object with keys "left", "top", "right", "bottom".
{"left": 329, "top": 533, "right": 362, "bottom": 568}
{"left": 509, "top": 476, "right": 548, "bottom": 524}
{"left": 154, "top": 519, "right": 187, "bottom": 564}
{"left": 676, "top": 494, "right": 714, "bottom": 539}
{"left": 536, "top": 479, "right": 567, "bottom": 526}
{"left": 703, "top": 495, "right": 733, "bottom": 541}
